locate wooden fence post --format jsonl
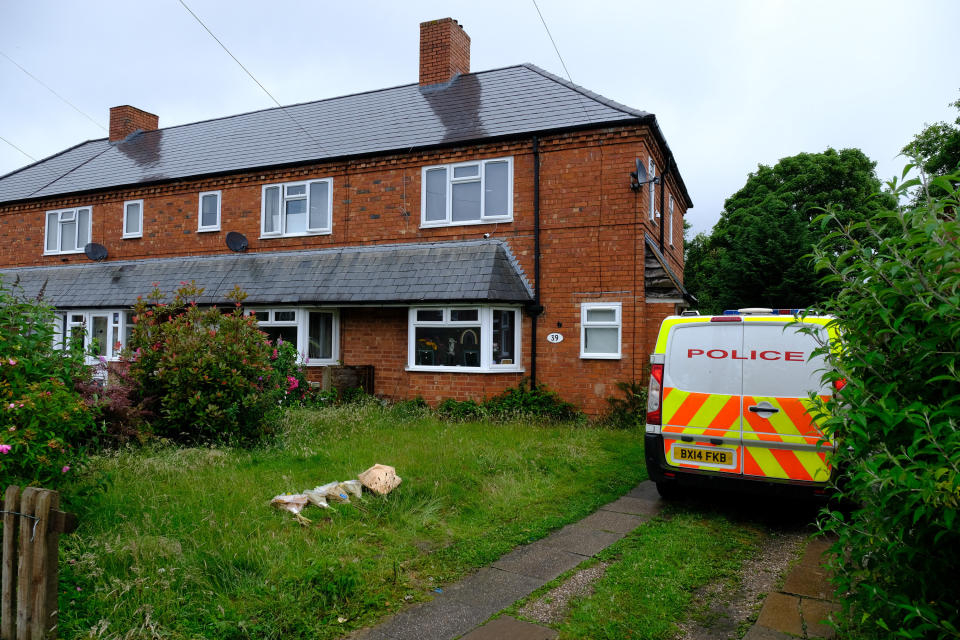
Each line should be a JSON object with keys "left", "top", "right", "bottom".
{"left": 0, "top": 486, "right": 77, "bottom": 640}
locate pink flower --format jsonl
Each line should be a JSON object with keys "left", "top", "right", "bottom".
{"left": 271, "top": 349, "right": 278, "bottom": 359}
{"left": 277, "top": 336, "right": 284, "bottom": 346}
{"left": 61, "top": 466, "right": 70, "bottom": 473}
{"left": 6, "top": 404, "right": 13, "bottom": 410}
{"left": 287, "top": 376, "right": 299, "bottom": 391}
{"left": 0, "top": 445, "right": 11, "bottom": 454}
{"left": 7, "top": 359, "right": 15, "bottom": 366}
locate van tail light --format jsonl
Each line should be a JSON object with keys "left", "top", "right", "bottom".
{"left": 646, "top": 363, "right": 664, "bottom": 430}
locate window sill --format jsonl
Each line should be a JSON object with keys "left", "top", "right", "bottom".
{"left": 304, "top": 360, "right": 338, "bottom": 367}
{"left": 43, "top": 249, "right": 84, "bottom": 256}
{"left": 260, "top": 231, "right": 332, "bottom": 239}
{"left": 197, "top": 227, "right": 221, "bottom": 233}
{"left": 122, "top": 234, "right": 142, "bottom": 240}
{"left": 580, "top": 354, "right": 622, "bottom": 360}
{"left": 420, "top": 217, "right": 512, "bottom": 229}
{"left": 406, "top": 365, "right": 524, "bottom": 374}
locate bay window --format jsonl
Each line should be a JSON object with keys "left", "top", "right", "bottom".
{"left": 408, "top": 306, "right": 521, "bottom": 371}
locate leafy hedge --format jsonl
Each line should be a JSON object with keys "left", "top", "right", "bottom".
{"left": 0, "top": 278, "right": 96, "bottom": 488}
{"left": 813, "top": 169, "right": 960, "bottom": 638}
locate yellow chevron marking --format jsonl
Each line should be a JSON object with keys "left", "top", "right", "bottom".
{"left": 797, "top": 450, "right": 831, "bottom": 482}
{"left": 746, "top": 446, "right": 787, "bottom": 479}
{"left": 689, "top": 393, "right": 735, "bottom": 429}
{"left": 662, "top": 387, "right": 689, "bottom": 423}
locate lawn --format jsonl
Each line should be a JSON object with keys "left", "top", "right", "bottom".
{"left": 58, "top": 402, "right": 647, "bottom": 639}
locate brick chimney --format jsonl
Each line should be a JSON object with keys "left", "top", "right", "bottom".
{"left": 419, "top": 18, "right": 470, "bottom": 86}
{"left": 109, "top": 105, "right": 159, "bottom": 142}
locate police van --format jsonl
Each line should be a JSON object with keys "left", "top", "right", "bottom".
{"left": 644, "top": 309, "right": 839, "bottom": 498}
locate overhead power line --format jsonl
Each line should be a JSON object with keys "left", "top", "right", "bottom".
{"left": 176, "top": 0, "right": 325, "bottom": 153}
{"left": 0, "top": 51, "right": 106, "bottom": 132}
{"left": 530, "top": 0, "right": 591, "bottom": 120}
{"left": 0, "top": 134, "right": 36, "bottom": 162}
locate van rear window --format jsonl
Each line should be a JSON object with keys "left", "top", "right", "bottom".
{"left": 741, "top": 324, "right": 830, "bottom": 397}
{"left": 665, "top": 324, "right": 742, "bottom": 395}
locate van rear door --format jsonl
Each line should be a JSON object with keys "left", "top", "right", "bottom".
{"left": 740, "top": 321, "right": 833, "bottom": 483}
{"left": 661, "top": 321, "right": 744, "bottom": 476}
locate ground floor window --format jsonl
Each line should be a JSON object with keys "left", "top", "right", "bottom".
{"left": 245, "top": 308, "right": 338, "bottom": 365}
{"left": 408, "top": 306, "right": 521, "bottom": 371}
{"left": 54, "top": 310, "right": 130, "bottom": 363}
{"left": 580, "top": 302, "right": 622, "bottom": 359}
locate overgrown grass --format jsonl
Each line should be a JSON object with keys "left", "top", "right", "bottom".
{"left": 555, "top": 509, "right": 765, "bottom": 640}
{"left": 58, "top": 401, "right": 646, "bottom": 639}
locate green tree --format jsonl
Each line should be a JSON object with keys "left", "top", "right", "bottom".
{"left": 685, "top": 148, "right": 894, "bottom": 313}
{"left": 814, "top": 168, "right": 960, "bottom": 638}
{"left": 902, "top": 92, "right": 960, "bottom": 200}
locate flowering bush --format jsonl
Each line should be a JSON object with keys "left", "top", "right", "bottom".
{"left": 0, "top": 277, "right": 96, "bottom": 488}
{"left": 125, "top": 282, "right": 306, "bottom": 443}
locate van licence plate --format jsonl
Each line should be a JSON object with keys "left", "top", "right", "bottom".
{"left": 672, "top": 445, "right": 734, "bottom": 467}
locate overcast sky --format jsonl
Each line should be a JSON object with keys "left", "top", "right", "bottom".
{"left": 1, "top": 1, "right": 957, "bottom": 236}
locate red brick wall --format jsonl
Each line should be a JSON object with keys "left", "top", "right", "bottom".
{"left": 419, "top": 18, "right": 470, "bottom": 86}
{"left": 0, "top": 124, "right": 689, "bottom": 414}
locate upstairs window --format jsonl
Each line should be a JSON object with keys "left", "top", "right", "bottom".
{"left": 123, "top": 200, "right": 142, "bottom": 239}
{"left": 261, "top": 179, "right": 332, "bottom": 237}
{"left": 198, "top": 191, "right": 221, "bottom": 232}
{"left": 421, "top": 157, "right": 513, "bottom": 227}
{"left": 669, "top": 194, "right": 675, "bottom": 247}
{"left": 648, "top": 157, "right": 657, "bottom": 223}
{"left": 45, "top": 206, "right": 91, "bottom": 254}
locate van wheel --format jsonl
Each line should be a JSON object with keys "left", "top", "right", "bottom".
{"left": 656, "top": 481, "right": 682, "bottom": 500}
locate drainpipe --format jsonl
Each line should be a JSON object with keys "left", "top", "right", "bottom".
{"left": 530, "top": 136, "right": 541, "bottom": 387}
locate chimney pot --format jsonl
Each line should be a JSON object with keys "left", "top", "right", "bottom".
{"left": 419, "top": 18, "right": 470, "bottom": 86}
{"left": 109, "top": 105, "right": 159, "bottom": 142}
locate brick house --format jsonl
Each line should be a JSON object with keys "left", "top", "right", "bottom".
{"left": 0, "top": 18, "right": 693, "bottom": 414}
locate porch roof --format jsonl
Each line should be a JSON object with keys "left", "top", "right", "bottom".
{"left": 0, "top": 239, "right": 534, "bottom": 309}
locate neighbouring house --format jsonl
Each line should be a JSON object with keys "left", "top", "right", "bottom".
{"left": 0, "top": 18, "right": 693, "bottom": 414}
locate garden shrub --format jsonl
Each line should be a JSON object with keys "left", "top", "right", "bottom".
{"left": 436, "top": 398, "right": 484, "bottom": 421}
{"left": 602, "top": 380, "right": 648, "bottom": 428}
{"left": 484, "top": 378, "right": 581, "bottom": 422}
{"left": 813, "top": 168, "right": 960, "bottom": 638}
{"left": 126, "top": 282, "right": 305, "bottom": 444}
{"left": 0, "top": 277, "right": 96, "bottom": 488}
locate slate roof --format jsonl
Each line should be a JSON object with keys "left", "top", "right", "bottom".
{"left": 0, "top": 239, "right": 533, "bottom": 308}
{"left": 0, "top": 64, "right": 691, "bottom": 207}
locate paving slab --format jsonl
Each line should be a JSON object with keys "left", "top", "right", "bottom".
{"left": 443, "top": 568, "right": 544, "bottom": 611}
{"left": 347, "top": 627, "right": 395, "bottom": 640}
{"left": 459, "top": 615, "right": 558, "bottom": 640}
{"left": 576, "top": 509, "right": 645, "bottom": 534}
{"left": 601, "top": 495, "right": 662, "bottom": 517}
{"left": 540, "top": 523, "right": 624, "bottom": 556}
{"left": 783, "top": 563, "right": 832, "bottom": 600}
{"left": 373, "top": 598, "right": 489, "bottom": 640}
{"left": 492, "top": 541, "right": 586, "bottom": 582}
{"left": 626, "top": 482, "right": 661, "bottom": 502}
{"left": 801, "top": 598, "right": 840, "bottom": 639}
{"left": 756, "top": 592, "right": 804, "bottom": 636}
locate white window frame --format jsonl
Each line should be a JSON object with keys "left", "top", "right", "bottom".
{"left": 44, "top": 206, "right": 92, "bottom": 255}
{"left": 246, "top": 307, "right": 339, "bottom": 365}
{"left": 580, "top": 302, "right": 622, "bottom": 359}
{"left": 668, "top": 194, "right": 675, "bottom": 247}
{"left": 53, "top": 309, "right": 130, "bottom": 364}
{"left": 198, "top": 190, "right": 222, "bottom": 232}
{"left": 648, "top": 157, "right": 657, "bottom": 223}
{"left": 260, "top": 179, "right": 333, "bottom": 238}
{"left": 420, "top": 157, "right": 514, "bottom": 228}
{"left": 122, "top": 199, "right": 143, "bottom": 239}
{"left": 407, "top": 306, "right": 522, "bottom": 372}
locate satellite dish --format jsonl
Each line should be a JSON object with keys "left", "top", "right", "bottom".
{"left": 84, "top": 242, "right": 108, "bottom": 261}
{"left": 634, "top": 158, "right": 647, "bottom": 183}
{"left": 225, "top": 231, "right": 248, "bottom": 252}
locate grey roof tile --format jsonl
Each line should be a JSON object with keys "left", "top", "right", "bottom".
{"left": 0, "top": 65, "right": 651, "bottom": 205}
{"left": 0, "top": 239, "right": 533, "bottom": 308}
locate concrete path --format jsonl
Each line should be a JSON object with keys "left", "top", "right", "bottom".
{"left": 348, "top": 482, "right": 663, "bottom": 640}
{"left": 743, "top": 536, "right": 839, "bottom": 639}
{"left": 349, "top": 481, "right": 839, "bottom": 640}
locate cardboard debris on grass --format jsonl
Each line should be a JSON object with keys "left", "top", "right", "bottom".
{"left": 271, "top": 464, "right": 401, "bottom": 524}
